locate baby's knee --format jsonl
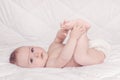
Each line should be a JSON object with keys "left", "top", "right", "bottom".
{"left": 74, "top": 54, "right": 89, "bottom": 66}
{"left": 74, "top": 51, "right": 105, "bottom": 66}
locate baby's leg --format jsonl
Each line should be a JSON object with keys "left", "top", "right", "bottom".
{"left": 74, "top": 32, "right": 105, "bottom": 66}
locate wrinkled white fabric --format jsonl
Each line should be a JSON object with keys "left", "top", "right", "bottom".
{"left": 89, "top": 39, "right": 111, "bottom": 56}
{"left": 0, "top": 0, "right": 120, "bottom": 80}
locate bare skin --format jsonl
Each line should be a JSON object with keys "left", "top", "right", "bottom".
{"left": 14, "top": 19, "right": 105, "bottom": 68}
{"left": 46, "top": 21, "right": 105, "bottom": 68}
{"left": 46, "top": 24, "right": 85, "bottom": 67}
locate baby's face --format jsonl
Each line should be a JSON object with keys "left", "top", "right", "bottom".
{"left": 15, "top": 46, "right": 48, "bottom": 68}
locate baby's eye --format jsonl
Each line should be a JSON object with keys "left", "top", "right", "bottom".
{"left": 31, "top": 48, "right": 34, "bottom": 53}
{"left": 30, "top": 58, "right": 33, "bottom": 63}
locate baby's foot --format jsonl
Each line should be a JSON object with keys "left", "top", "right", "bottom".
{"left": 70, "top": 24, "right": 86, "bottom": 39}
{"left": 85, "top": 24, "right": 90, "bottom": 31}
{"left": 78, "top": 24, "right": 86, "bottom": 34}
{"left": 61, "top": 19, "right": 91, "bottom": 31}
{"left": 76, "top": 22, "right": 89, "bottom": 33}
{"left": 76, "top": 19, "right": 90, "bottom": 31}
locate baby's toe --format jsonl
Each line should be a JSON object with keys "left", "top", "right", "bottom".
{"left": 85, "top": 24, "right": 91, "bottom": 30}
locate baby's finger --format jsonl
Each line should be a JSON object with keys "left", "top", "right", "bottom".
{"left": 60, "top": 22, "right": 63, "bottom": 27}
{"left": 60, "top": 21, "right": 66, "bottom": 27}
{"left": 63, "top": 20, "right": 69, "bottom": 24}
{"left": 64, "top": 20, "right": 75, "bottom": 26}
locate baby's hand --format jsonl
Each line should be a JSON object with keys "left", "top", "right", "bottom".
{"left": 70, "top": 24, "right": 86, "bottom": 39}
{"left": 57, "top": 28, "right": 68, "bottom": 40}
{"left": 60, "top": 20, "right": 74, "bottom": 30}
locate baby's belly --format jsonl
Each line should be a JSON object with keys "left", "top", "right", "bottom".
{"left": 65, "top": 58, "right": 81, "bottom": 67}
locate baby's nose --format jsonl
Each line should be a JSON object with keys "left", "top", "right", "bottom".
{"left": 34, "top": 52, "right": 40, "bottom": 58}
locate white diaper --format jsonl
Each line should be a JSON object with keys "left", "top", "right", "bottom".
{"left": 89, "top": 39, "right": 111, "bottom": 58}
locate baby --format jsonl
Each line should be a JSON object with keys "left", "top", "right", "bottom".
{"left": 9, "top": 19, "right": 106, "bottom": 68}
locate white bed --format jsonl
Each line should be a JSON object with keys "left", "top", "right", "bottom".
{"left": 0, "top": 0, "right": 120, "bottom": 80}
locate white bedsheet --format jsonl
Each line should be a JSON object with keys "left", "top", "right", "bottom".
{"left": 0, "top": 0, "right": 120, "bottom": 80}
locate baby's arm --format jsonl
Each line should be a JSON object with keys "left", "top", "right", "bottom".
{"left": 53, "top": 22, "right": 69, "bottom": 43}
{"left": 54, "top": 25, "right": 85, "bottom": 68}
{"left": 53, "top": 29, "right": 68, "bottom": 43}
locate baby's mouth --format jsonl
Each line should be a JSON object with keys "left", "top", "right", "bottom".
{"left": 41, "top": 52, "right": 43, "bottom": 59}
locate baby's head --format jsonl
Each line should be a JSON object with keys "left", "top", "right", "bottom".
{"left": 9, "top": 46, "right": 48, "bottom": 68}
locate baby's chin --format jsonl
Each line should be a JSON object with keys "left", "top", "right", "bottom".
{"left": 28, "top": 64, "right": 46, "bottom": 68}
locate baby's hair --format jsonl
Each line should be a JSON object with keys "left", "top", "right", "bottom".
{"left": 9, "top": 48, "right": 19, "bottom": 64}
{"left": 9, "top": 50, "right": 17, "bottom": 64}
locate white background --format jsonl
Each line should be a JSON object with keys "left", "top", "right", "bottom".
{"left": 0, "top": 0, "right": 120, "bottom": 80}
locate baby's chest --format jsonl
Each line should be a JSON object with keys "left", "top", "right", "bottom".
{"left": 48, "top": 45, "right": 63, "bottom": 58}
